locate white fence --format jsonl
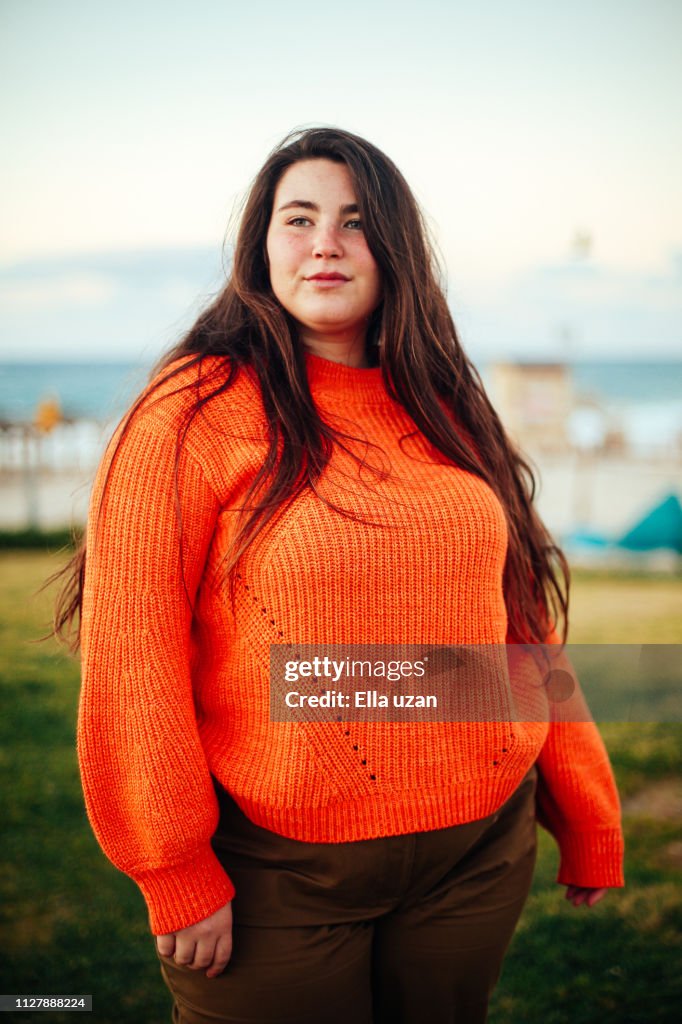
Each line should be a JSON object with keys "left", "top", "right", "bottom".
{"left": 0, "top": 420, "right": 113, "bottom": 530}
{"left": 1, "top": 419, "right": 681, "bottom": 542}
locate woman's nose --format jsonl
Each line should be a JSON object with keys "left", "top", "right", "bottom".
{"left": 312, "top": 224, "right": 343, "bottom": 259}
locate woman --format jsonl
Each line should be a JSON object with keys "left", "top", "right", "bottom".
{"left": 56, "top": 127, "right": 624, "bottom": 1023}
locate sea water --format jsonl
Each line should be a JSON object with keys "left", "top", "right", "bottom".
{"left": 1, "top": 359, "right": 681, "bottom": 450}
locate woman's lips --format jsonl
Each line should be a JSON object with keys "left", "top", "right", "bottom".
{"left": 305, "top": 273, "right": 350, "bottom": 288}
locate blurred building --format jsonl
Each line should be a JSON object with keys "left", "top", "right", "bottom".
{"left": 487, "top": 362, "right": 573, "bottom": 453}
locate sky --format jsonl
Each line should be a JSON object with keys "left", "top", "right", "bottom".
{"left": 1, "top": 0, "right": 681, "bottom": 362}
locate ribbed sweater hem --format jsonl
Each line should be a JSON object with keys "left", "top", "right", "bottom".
{"left": 135, "top": 845, "right": 235, "bottom": 936}
{"left": 235, "top": 779, "right": 527, "bottom": 841}
{"left": 554, "top": 828, "right": 625, "bottom": 888}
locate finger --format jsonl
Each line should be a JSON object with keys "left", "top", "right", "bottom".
{"left": 173, "top": 937, "right": 197, "bottom": 966}
{"left": 188, "top": 937, "right": 217, "bottom": 971}
{"left": 206, "top": 933, "right": 233, "bottom": 978}
{"left": 585, "top": 888, "right": 607, "bottom": 908}
{"left": 156, "top": 934, "right": 176, "bottom": 958}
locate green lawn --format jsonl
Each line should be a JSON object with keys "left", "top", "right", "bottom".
{"left": 1, "top": 551, "right": 680, "bottom": 1023}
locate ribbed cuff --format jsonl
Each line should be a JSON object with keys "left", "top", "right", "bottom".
{"left": 555, "top": 828, "right": 625, "bottom": 888}
{"left": 135, "top": 844, "right": 236, "bottom": 936}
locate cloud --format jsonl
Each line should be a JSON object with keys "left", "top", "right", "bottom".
{"left": 458, "top": 250, "right": 682, "bottom": 360}
{"left": 0, "top": 246, "right": 227, "bottom": 291}
{"left": 0, "top": 272, "right": 118, "bottom": 310}
{"left": 0, "top": 246, "right": 229, "bottom": 360}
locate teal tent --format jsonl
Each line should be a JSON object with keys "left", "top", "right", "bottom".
{"left": 617, "top": 494, "right": 682, "bottom": 554}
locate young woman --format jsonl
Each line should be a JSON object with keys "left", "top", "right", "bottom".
{"left": 56, "top": 127, "right": 624, "bottom": 1023}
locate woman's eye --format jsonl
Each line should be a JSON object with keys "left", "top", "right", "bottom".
{"left": 287, "top": 216, "right": 311, "bottom": 227}
{"left": 345, "top": 219, "right": 363, "bottom": 230}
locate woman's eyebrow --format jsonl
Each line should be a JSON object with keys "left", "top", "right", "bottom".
{"left": 276, "top": 200, "right": 359, "bottom": 214}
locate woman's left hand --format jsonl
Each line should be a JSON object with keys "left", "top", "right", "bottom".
{"left": 564, "top": 885, "right": 609, "bottom": 907}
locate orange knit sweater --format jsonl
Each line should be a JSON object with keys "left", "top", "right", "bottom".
{"left": 78, "top": 351, "right": 624, "bottom": 936}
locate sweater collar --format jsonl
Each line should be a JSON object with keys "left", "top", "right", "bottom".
{"left": 303, "top": 349, "right": 395, "bottom": 407}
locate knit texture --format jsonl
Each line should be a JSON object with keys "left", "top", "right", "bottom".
{"left": 78, "top": 351, "right": 625, "bottom": 935}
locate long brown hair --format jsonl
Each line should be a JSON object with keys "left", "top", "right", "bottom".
{"left": 52, "top": 125, "right": 569, "bottom": 651}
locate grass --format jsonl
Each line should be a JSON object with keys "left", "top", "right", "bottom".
{"left": 0, "top": 528, "right": 82, "bottom": 551}
{"left": 1, "top": 551, "right": 680, "bottom": 1023}
{"left": 567, "top": 567, "right": 682, "bottom": 643}
{"left": 0, "top": 551, "right": 174, "bottom": 1023}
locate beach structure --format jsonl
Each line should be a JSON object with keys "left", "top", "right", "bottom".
{"left": 487, "top": 361, "right": 573, "bottom": 453}
{"left": 562, "top": 492, "right": 682, "bottom": 570}
{"left": 618, "top": 494, "right": 682, "bottom": 555}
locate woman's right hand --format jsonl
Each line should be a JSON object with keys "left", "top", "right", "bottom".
{"left": 156, "top": 901, "right": 233, "bottom": 978}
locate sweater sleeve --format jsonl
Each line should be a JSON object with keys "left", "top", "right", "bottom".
{"left": 533, "top": 629, "right": 625, "bottom": 888}
{"left": 78, "top": 409, "right": 235, "bottom": 936}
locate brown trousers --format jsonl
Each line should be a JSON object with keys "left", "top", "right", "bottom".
{"left": 156, "top": 763, "right": 538, "bottom": 1024}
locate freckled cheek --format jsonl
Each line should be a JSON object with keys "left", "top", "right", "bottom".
{"left": 272, "top": 239, "right": 307, "bottom": 279}
{"left": 353, "top": 250, "right": 381, "bottom": 291}
{"left": 268, "top": 253, "right": 302, "bottom": 293}
{"left": 365, "top": 264, "right": 383, "bottom": 304}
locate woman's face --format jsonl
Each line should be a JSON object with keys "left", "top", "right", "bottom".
{"left": 265, "top": 159, "right": 382, "bottom": 356}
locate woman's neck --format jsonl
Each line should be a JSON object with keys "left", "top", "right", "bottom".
{"left": 300, "top": 333, "right": 370, "bottom": 368}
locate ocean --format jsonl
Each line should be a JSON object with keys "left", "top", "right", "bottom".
{"left": 1, "top": 359, "right": 681, "bottom": 448}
